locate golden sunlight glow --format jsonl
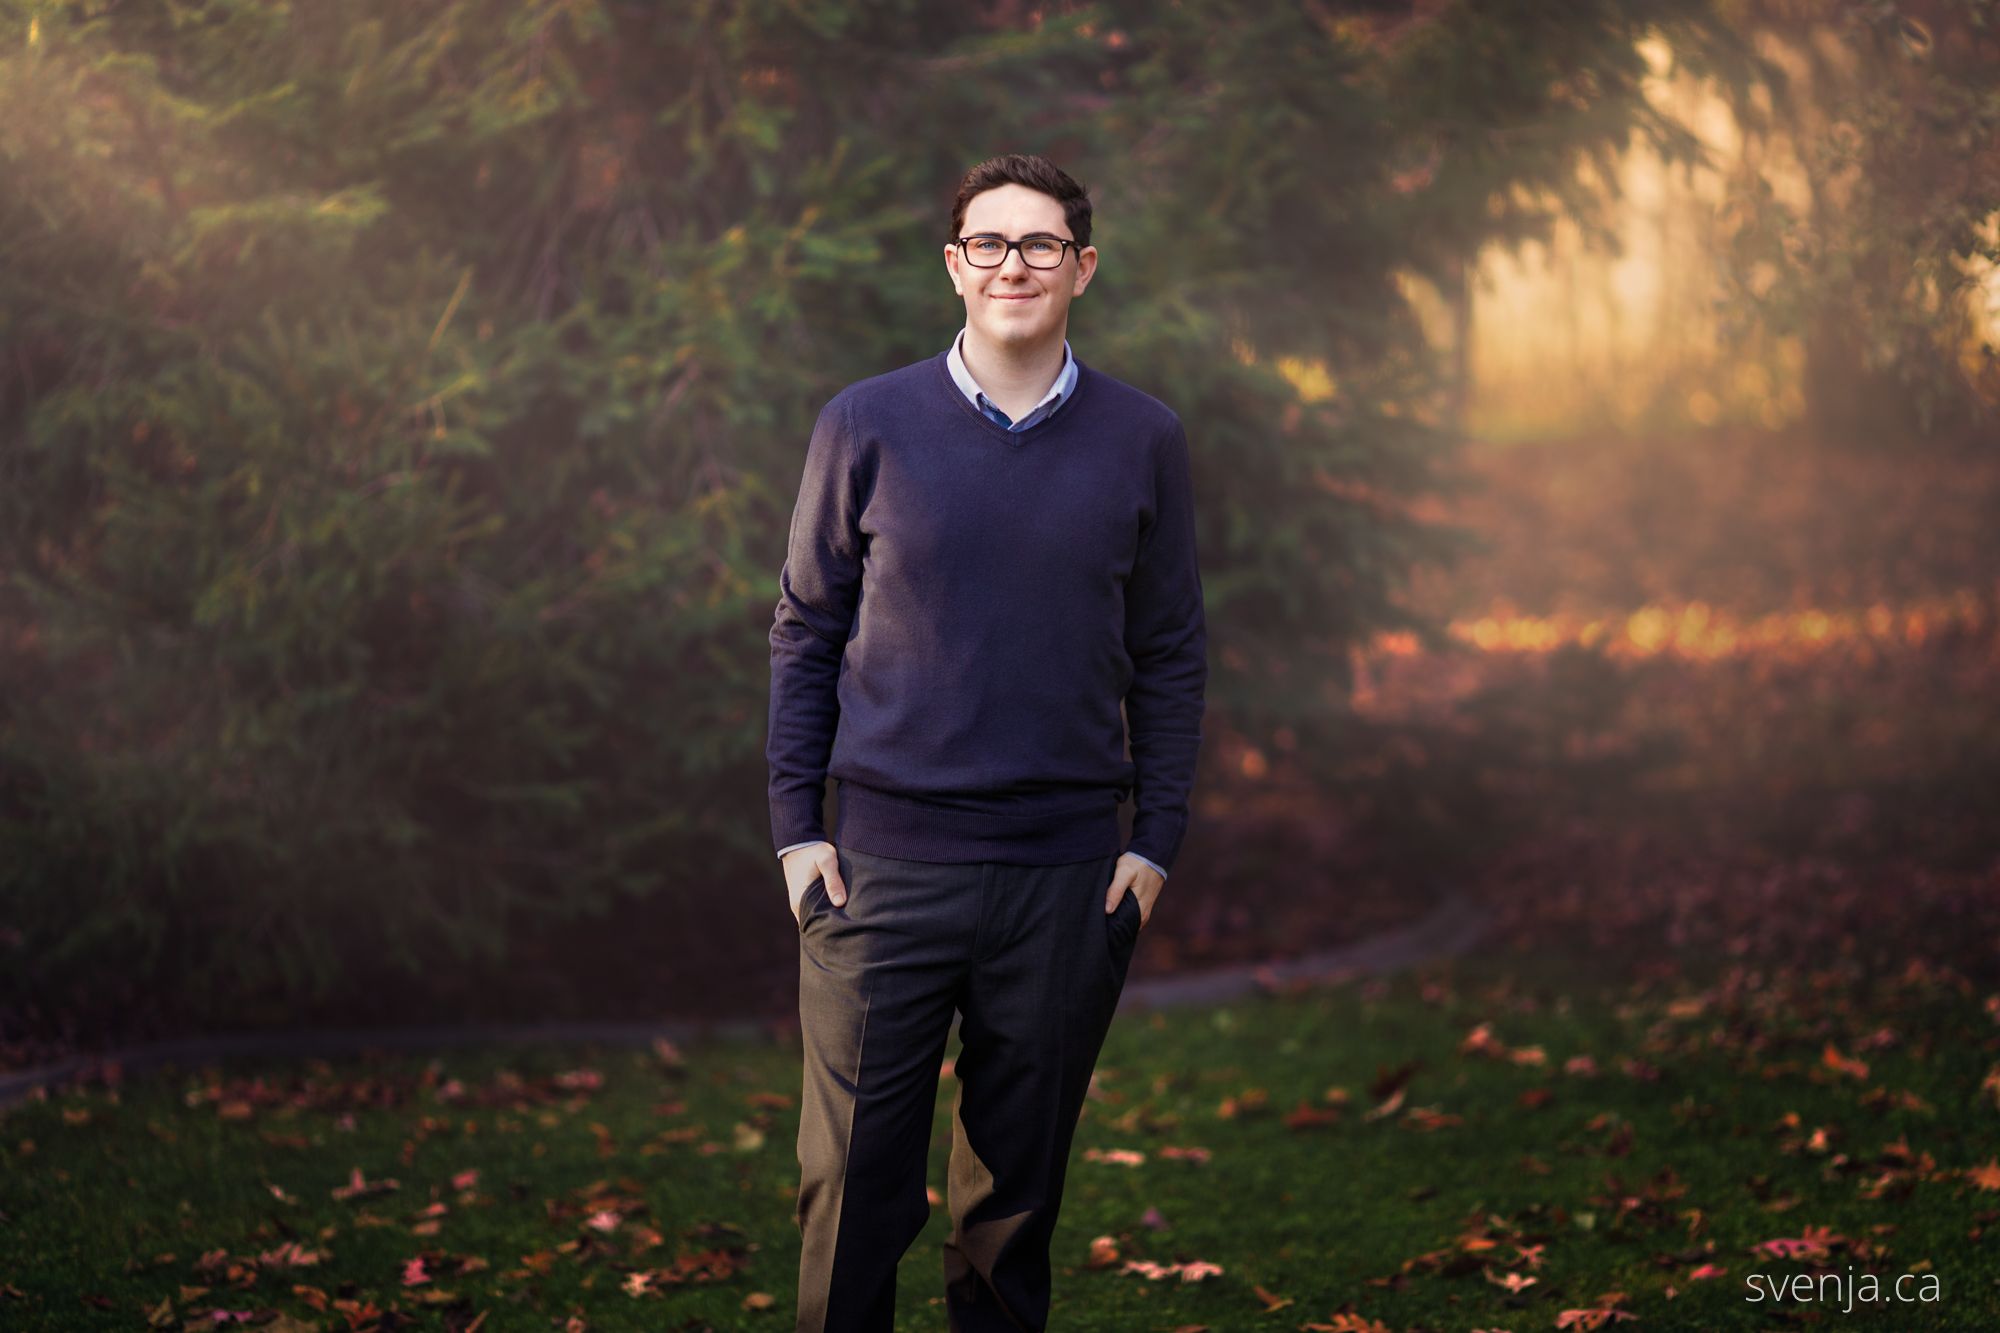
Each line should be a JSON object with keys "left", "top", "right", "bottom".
{"left": 1394, "top": 35, "right": 1990, "bottom": 440}
{"left": 1267, "top": 34, "right": 1832, "bottom": 441}
{"left": 1347, "top": 589, "right": 1993, "bottom": 716}
{"left": 1137, "top": 32, "right": 1993, "bottom": 441}
{"left": 1274, "top": 355, "right": 1336, "bottom": 403}
{"left": 1412, "top": 591, "right": 1983, "bottom": 663}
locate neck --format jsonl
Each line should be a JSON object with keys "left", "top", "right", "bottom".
{"left": 960, "top": 322, "right": 1066, "bottom": 401}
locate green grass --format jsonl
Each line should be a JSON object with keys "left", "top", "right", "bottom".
{"left": 4, "top": 952, "right": 1995, "bottom": 1331}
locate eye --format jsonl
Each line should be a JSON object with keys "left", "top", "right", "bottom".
{"left": 970, "top": 238, "right": 1004, "bottom": 254}
{"left": 1026, "top": 239, "right": 1060, "bottom": 255}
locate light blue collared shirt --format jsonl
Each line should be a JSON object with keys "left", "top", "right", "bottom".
{"left": 778, "top": 329, "right": 1169, "bottom": 884}
{"left": 945, "top": 325, "right": 1077, "bottom": 432}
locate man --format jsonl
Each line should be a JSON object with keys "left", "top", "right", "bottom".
{"left": 767, "top": 151, "right": 1207, "bottom": 1332}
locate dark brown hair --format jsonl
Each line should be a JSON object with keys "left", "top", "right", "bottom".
{"left": 949, "top": 153, "right": 1092, "bottom": 251}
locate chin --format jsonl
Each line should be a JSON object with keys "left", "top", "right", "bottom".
{"left": 981, "top": 312, "right": 1053, "bottom": 337}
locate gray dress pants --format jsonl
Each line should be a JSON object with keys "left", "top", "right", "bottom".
{"left": 793, "top": 844, "right": 1143, "bottom": 1332}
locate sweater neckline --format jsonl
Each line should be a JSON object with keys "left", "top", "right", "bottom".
{"left": 932, "top": 347, "right": 1091, "bottom": 444}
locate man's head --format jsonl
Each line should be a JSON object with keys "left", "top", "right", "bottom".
{"left": 944, "top": 154, "right": 1097, "bottom": 353}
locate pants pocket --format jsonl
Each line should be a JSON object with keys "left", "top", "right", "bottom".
{"left": 1106, "top": 886, "right": 1142, "bottom": 962}
{"left": 796, "top": 873, "right": 826, "bottom": 933}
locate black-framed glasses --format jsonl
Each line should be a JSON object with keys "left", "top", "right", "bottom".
{"left": 952, "top": 233, "right": 1079, "bottom": 269}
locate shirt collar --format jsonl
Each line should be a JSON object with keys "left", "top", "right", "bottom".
{"left": 947, "top": 326, "right": 1076, "bottom": 428}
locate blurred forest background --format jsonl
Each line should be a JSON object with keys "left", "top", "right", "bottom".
{"left": 3, "top": 0, "right": 1997, "bottom": 1061}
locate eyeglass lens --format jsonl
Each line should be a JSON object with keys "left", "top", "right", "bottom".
{"left": 962, "top": 236, "right": 1068, "bottom": 268}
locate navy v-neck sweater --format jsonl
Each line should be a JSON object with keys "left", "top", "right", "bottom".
{"left": 766, "top": 348, "right": 1208, "bottom": 874}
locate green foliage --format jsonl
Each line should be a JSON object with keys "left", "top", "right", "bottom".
{"left": 0, "top": 0, "right": 1754, "bottom": 1033}
{"left": 1712, "top": 0, "right": 2000, "bottom": 443}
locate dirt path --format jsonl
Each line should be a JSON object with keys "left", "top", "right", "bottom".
{"left": 0, "top": 892, "right": 1494, "bottom": 1110}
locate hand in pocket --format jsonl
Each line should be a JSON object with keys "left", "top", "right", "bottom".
{"left": 783, "top": 842, "right": 846, "bottom": 926}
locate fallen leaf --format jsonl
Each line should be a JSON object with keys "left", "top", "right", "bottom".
{"left": 330, "top": 1166, "right": 399, "bottom": 1202}
{"left": 1821, "top": 1043, "right": 1869, "bottom": 1080}
{"left": 1285, "top": 1100, "right": 1340, "bottom": 1130}
{"left": 1299, "top": 1314, "right": 1393, "bottom": 1332}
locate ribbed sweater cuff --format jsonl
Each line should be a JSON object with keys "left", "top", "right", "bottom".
{"left": 770, "top": 792, "right": 827, "bottom": 859}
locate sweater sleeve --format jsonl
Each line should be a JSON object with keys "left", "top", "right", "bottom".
{"left": 767, "top": 395, "right": 864, "bottom": 855}
{"left": 1122, "top": 417, "right": 1208, "bottom": 876}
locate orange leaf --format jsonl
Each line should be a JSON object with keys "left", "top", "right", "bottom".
{"left": 1284, "top": 1100, "right": 1340, "bottom": 1130}
{"left": 1821, "top": 1043, "right": 1869, "bottom": 1080}
{"left": 1299, "top": 1315, "right": 1393, "bottom": 1332}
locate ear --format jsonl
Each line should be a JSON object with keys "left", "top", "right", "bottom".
{"left": 1071, "top": 245, "right": 1097, "bottom": 296}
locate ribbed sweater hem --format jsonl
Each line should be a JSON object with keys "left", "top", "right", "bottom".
{"left": 831, "top": 779, "right": 1122, "bottom": 865}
